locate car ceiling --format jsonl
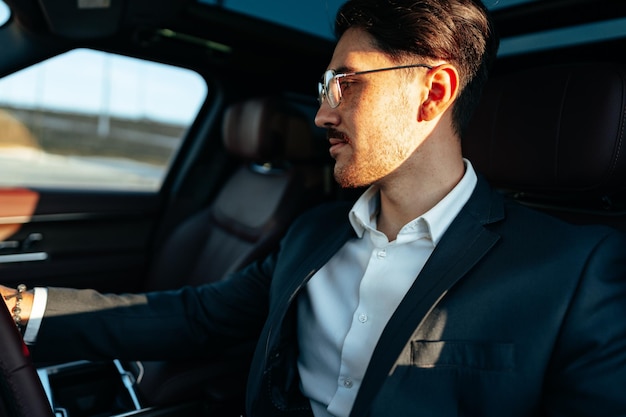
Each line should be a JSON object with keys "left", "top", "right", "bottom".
{"left": 1, "top": 0, "right": 333, "bottom": 95}
{"left": 6, "top": 0, "right": 626, "bottom": 39}
{"left": 3, "top": 0, "right": 626, "bottom": 95}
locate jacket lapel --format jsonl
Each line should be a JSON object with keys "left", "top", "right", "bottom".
{"left": 350, "top": 176, "right": 505, "bottom": 417}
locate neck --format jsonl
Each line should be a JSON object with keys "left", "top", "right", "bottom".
{"left": 376, "top": 154, "right": 465, "bottom": 241}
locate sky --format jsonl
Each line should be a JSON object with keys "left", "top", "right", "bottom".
{"left": 0, "top": 49, "right": 207, "bottom": 125}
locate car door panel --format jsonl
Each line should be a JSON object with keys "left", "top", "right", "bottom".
{"left": 0, "top": 188, "right": 161, "bottom": 293}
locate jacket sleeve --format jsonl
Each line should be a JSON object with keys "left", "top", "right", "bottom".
{"left": 30, "top": 252, "right": 276, "bottom": 363}
{"left": 542, "top": 229, "right": 626, "bottom": 416}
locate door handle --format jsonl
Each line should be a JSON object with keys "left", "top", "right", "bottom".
{"left": 23, "top": 233, "right": 43, "bottom": 250}
{"left": 0, "top": 233, "right": 47, "bottom": 263}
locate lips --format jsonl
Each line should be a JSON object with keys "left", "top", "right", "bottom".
{"left": 329, "top": 138, "right": 347, "bottom": 146}
{"left": 327, "top": 129, "right": 349, "bottom": 156}
{"left": 327, "top": 129, "right": 350, "bottom": 145}
{"left": 328, "top": 138, "right": 349, "bottom": 158}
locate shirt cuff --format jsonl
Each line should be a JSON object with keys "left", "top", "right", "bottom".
{"left": 23, "top": 287, "right": 48, "bottom": 345}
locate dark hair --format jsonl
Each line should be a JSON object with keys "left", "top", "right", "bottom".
{"left": 335, "top": 0, "right": 499, "bottom": 136}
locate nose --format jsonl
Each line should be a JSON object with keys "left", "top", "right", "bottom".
{"left": 315, "top": 102, "right": 339, "bottom": 128}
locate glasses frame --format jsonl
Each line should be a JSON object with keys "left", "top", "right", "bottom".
{"left": 318, "top": 63, "right": 434, "bottom": 108}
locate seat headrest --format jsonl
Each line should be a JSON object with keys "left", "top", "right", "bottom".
{"left": 222, "top": 97, "right": 321, "bottom": 162}
{"left": 463, "top": 63, "right": 626, "bottom": 198}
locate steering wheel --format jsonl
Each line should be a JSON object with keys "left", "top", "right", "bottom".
{"left": 0, "top": 298, "right": 54, "bottom": 417}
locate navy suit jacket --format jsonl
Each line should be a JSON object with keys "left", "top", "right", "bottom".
{"left": 33, "top": 176, "right": 626, "bottom": 416}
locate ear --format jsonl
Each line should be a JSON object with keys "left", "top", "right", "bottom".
{"left": 418, "top": 65, "right": 459, "bottom": 122}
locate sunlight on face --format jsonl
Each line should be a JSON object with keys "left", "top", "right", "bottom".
{"left": 334, "top": 90, "right": 419, "bottom": 188}
{"left": 327, "top": 31, "right": 428, "bottom": 188}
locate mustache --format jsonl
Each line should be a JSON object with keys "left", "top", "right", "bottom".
{"left": 326, "top": 128, "right": 350, "bottom": 143}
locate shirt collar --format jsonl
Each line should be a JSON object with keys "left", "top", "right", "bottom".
{"left": 349, "top": 185, "right": 380, "bottom": 239}
{"left": 348, "top": 159, "right": 478, "bottom": 244}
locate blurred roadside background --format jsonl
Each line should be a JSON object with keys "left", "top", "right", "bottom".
{"left": 0, "top": 49, "right": 206, "bottom": 190}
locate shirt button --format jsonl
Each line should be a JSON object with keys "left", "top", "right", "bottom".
{"left": 343, "top": 378, "right": 353, "bottom": 388}
{"left": 376, "top": 249, "right": 386, "bottom": 259}
{"left": 358, "top": 313, "right": 368, "bottom": 323}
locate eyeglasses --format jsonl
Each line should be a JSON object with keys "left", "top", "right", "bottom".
{"left": 317, "top": 63, "right": 434, "bottom": 108}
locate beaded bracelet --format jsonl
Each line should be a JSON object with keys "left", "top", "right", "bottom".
{"left": 4, "top": 284, "right": 27, "bottom": 330}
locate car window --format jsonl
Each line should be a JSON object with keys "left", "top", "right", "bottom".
{"left": 0, "top": 49, "right": 207, "bottom": 191}
{"left": 499, "top": 16, "right": 626, "bottom": 56}
{"left": 0, "top": 0, "right": 10, "bottom": 27}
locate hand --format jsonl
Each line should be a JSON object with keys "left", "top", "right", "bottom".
{"left": 0, "top": 284, "right": 34, "bottom": 328}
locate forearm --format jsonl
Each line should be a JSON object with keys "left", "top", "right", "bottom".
{"left": 30, "top": 277, "right": 269, "bottom": 363}
{"left": 30, "top": 287, "right": 185, "bottom": 363}
{"left": 5, "top": 257, "right": 272, "bottom": 364}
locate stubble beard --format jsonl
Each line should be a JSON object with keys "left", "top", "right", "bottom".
{"left": 333, "top": 140, "right": 413, "bottom": 189}
{"left": 333, "top": 149, "right": 390, "bottom": 189}
{"left": 334, "top": 159, "right": 364, "bottom": 188}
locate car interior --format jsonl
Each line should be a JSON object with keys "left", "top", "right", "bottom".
{"left": 0, "top": 0, "right": 625, "bottom": 416}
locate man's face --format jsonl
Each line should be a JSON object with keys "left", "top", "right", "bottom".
{"left": 315, "top": 28, "right": 431, "bottom": 189}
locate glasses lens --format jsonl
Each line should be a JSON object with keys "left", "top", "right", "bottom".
{"left": 318, "top": 70, "right": 341, "bottom": 108}
{"left": 325, "top": 70, "right": 340, "bottom": 108}
{"left": 317, "top": 80, "right": 324, "bottom": 106}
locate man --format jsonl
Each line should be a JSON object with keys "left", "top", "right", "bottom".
{"left": 2, "top": 0, "right": 626, "bottom": 416}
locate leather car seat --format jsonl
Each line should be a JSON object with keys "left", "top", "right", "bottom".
{"left": 146, "top": 96, "right": 329, "bottom": 291}
{"left": 130, "top": 96, "right": 330, "bottom": 411}
{"left": 463, "top": 62, "right": 626, "bottom": 231}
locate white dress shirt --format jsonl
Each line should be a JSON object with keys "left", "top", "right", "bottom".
{"left": 297, "top": 160, "right": 477, "bottom": 417}
{"left": 23, "top": 286, "right": 47, "bottom": 344}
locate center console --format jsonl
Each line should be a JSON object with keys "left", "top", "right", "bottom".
{"left": 36, "top": 360, "right": 205, "bottom": 417}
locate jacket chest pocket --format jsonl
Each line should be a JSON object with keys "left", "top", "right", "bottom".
{"left": 368, "top": 341, "right": 520, "bottom": 417}
{"left": 408, "top": 340, "right": 515, "bottom": 371}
